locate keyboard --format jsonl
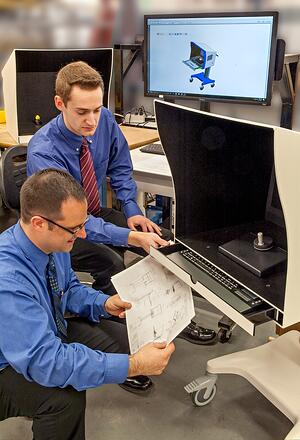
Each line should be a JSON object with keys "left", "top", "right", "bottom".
{"left": 140, "top": 143, "right": 165, "bottom": 155}
{"left": 168, "top": 249, "right": 264, "bottom": 313}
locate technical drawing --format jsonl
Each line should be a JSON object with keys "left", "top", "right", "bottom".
{"left": 112, "top": 256, "right": 195, "bottom": 354}
{"left": 183, "top": 41, "right": 218, "bottom": 90}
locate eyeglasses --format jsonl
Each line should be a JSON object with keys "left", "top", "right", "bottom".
{"left": 38, "top": 215, "right": 89, "bottom": 236}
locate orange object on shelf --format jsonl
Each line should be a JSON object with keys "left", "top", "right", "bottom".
{"left": 0, "top": 110, "right": 6, "bottom": 123}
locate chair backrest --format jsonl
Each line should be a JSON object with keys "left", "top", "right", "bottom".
{"left": 0, "top": 144, "right": 27, "bottom": 213}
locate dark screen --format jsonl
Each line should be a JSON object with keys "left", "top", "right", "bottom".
{"left": 155, "top": 100, "right": 274, "bottom": 238}
{"left": 15, "top": 49, "right": 112, "bottom": 136}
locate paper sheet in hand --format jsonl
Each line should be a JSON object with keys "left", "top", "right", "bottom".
{"left": 112, "top": 255, "right": 194, "bottom": 354}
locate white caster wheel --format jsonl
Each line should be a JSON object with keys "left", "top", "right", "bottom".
{"left": 191, "top": 384, "right": 217, "bottom": 406}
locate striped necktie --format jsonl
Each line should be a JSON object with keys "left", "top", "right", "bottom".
{"left": 46, "top": 254, "right": 68, "bottom": 342}
{"left": 80, "top": 138, "right": 101, "bottom": 216}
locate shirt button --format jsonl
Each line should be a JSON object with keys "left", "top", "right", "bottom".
{"left": 76, "top": 148, "right": 79, "bottom": 151}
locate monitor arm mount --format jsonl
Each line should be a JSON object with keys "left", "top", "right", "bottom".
{"left": 114, "top": 38, "right": 143, "bottom": 115}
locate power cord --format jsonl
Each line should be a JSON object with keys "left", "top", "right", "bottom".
{"left": 117, "top": 106, "right": 154, "bottom": 126}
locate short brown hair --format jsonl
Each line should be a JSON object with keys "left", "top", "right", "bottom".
{"left": 20, "top": 169, "right": 86, "bottom": 224}
{"left": 55, "top": 61, "right": 104, "bottom": 104}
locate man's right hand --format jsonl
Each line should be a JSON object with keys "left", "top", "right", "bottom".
{"left": 128, "top": 341, "right": 175, "bottom": 376}
{"left": 128, "top": 231, "right": 169, "bottom": 253}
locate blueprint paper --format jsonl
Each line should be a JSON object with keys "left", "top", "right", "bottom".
{"left": 112, "top": 256, "right": 195, "bottom": 354}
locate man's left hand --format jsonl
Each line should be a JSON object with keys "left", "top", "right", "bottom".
{"left": 104, "top": 294, "right": 131, "bottom": 318}
{"left": 127, "top": 215, "right": 162, "bottom": 235}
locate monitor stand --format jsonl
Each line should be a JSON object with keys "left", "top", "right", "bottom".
{"left": 218, "top": 232, "right": 287, "bottom": 278}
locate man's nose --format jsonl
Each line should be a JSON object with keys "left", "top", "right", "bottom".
{"left": 76, "top": 227, "right": 87, "bottom": 239}
{"left": 85, "top": 113, "right": 95, "bottom": 126}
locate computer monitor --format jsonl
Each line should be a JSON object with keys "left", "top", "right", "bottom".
{"left": 2, "top": 48, "right": 113, "bottom": 143}
{"left": 144, "top": 12, "right": 278, "bottom": 105}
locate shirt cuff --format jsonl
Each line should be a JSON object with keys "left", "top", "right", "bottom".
{"left": 94, "top": 293, "right": 111, "bottom": 319}
{"left": 102, "top": 353, "right": 129, "bottom": 384}
{"left": 123, "top": 201, "right": 143, "bottom": 219}
{"left": 109, "top": 225, "right": 131, "bottom": 246}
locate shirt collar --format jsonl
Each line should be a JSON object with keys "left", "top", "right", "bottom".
{"left": 56, "top": 113, "right": 94, "bottom": 150}
{"left": 13, "top": 221, "right": 50, "bottom": 275}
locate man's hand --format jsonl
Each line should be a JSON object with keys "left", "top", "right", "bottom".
{"left": 128, "top": 341, "right": 175, "bottom": 376}
{"left": 127, "top": 214, "right": 162, "bottom": 235}
{"left": 104, "top": 294, "right": 131, "bottom": 318}
{"left": 128, "top": 231, "right": 169, "bottom": 253}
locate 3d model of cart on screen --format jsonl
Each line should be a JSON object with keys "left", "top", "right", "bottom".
{"left": 183, "top": 41, "right": 218, "bottom": 90}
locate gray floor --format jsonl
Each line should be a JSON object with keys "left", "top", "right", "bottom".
{"left": 0, "top": 209, "right": 293, "bottom": 440}
{"left": 0, "top": 305, "right": 293, "bottom": 440}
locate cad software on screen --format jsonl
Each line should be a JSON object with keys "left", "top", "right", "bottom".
{"left": 146, "top": 15, "right": 276, "bottom": 102}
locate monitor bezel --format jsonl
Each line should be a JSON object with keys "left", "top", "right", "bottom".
{"left": 144, "top": 11, "right": 279, "bottom": 106}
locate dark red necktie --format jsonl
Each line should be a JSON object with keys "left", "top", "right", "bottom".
{"left": 80, "top": 138, "right": 101, "bottom": 216}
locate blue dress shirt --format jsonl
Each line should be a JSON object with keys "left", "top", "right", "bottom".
{"left": 0, "top": 223, "right": 129, "bottom": 391}
{"left": 27, "top": 108, "right": 143, "bottom": 246}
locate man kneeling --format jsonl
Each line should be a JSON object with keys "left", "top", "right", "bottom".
{"left": 0, "top": 169, "right": 174, "bottom": 440}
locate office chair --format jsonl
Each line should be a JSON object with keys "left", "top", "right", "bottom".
{"left": 0, "top": 144, "right": 94, "bottom": 286}
{"left": 0, "top": 144, "right": 27, "bottom": 214}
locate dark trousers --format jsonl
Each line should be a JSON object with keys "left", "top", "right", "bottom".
{"left": 0, "top": 318, "right": 129, "bottom": 440}
{"left": 71, "top": 207, "right": 173, "bottom": 295}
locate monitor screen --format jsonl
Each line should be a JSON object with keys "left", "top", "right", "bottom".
{"left": 12, "top": 49, "right": 113, "bottom": 137}
{"left": 144, "top": 12, "right": 278, "bottom": 105}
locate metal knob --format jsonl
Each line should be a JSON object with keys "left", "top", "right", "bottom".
{"left": 253, "top": 232, "right": 273, "bottom": 251}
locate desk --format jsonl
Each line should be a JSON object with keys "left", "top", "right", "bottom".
{"left": 0, "top": 122, "right": 159, "bottom": 150}
{"left": 130, "top": 146, "right": 174, "bottom": 197}
{"left": 119, "top": 125, "right": 159, "bottom": 150}
{"left": 130, "top": 146, "right": 174, "bottom": 213}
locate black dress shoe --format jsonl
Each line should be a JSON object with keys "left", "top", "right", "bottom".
{"left": 119, "top": 375, "right": 153, "bottom": 394}
{"left": 178, "top": 321, "right": 217, "bottom": 345}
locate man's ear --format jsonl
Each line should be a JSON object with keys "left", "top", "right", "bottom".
{"left": 31, "top": 216, "right": 47, "bottom": 232}
{"left": 54, "top": 95, "right": 64, "bottom": 112}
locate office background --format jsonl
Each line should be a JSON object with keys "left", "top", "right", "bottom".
{"left": 0, "top": 2, "right": 298, "bottom": 439}
{"left": 0, "top": 0, "right": 299, "bottom": 129}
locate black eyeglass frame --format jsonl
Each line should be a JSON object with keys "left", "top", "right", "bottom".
{"left": 38, "top": 215, "right": 89, "bottom": 236}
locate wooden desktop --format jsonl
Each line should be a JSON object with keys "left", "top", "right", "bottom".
{"left": 0, "top": 122, "right": 159, "bottom": 150}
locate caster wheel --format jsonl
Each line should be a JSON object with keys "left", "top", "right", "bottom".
{"left": 211, "top": 83, "right": 215, "bottom": 88}
{"left": 218, "top": 328, "right": 232, "bottom": 343}
{"left": 191, "top": 384, "right": 217, "bottom": 407}
{"left": 190, "top": 78, "right": 193, "bottom": 83}
{"left": 200, "top": 85, "right": 204, "bottom": 90}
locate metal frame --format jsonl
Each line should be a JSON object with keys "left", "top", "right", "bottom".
{"left": 114, "top": 43, "right": 143, "bottom": 115}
